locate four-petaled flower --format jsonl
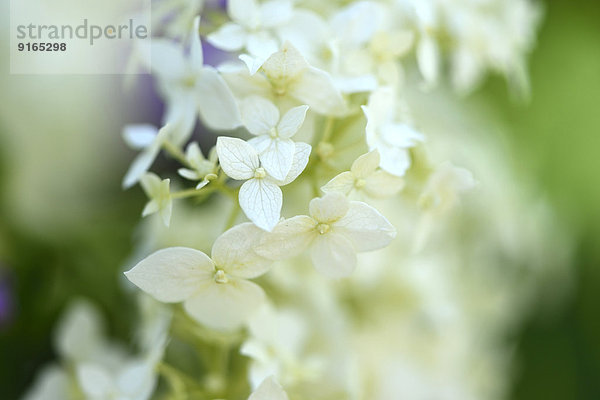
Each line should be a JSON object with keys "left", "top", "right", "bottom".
{"left": 256, "top": 192, "right": 396, "bottom": 278}
{"left": 140, "top": 173, "right": 172, "bottom": 227}
{"left": 241, "top": 96, "right": 309, "bottom": 181}
{"left": 322, "top": 149, "right": 405, "bottom": 199}
{"left": 125, "top": 223, "right": 272, "bottom": 331}
{"left": 216, "top": 137, "right": 310, "bottom": 231}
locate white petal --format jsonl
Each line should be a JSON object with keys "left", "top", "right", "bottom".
{"left": 321, "top": 172, "right": 355, "bottom": 196}
{"left": 291, "top": 67, "right": 346, "bottom": 115}
{"left": 330, "top": 1, "right": 381, "bottom": 46}
{"left": 258, "top": 138, "right": 295, "bottom": 181}
{"left": 241, "top": 96, "right": 280, "bottom": 136}
{"left": 351, "top": 150, "right": 380, "bottom": 178}
{"left": 377, "top": 145, "right": 411, "bottom": 177}
{"left": 260, "top": 0, "right": 293, "bottom": 28}
{"left": 277, "top": 105, "right": 309, "bottom": 139}
{"left": 207, "top": 22, "right": 246, "bottom": 52}
{"left": 363, "top": 171, "right": 404, "bottom": 198}
{"left": 278, "top": 142, "right": 311, "bottom": 185}
{"left": 255, "top": 215, "right": 317, "bottom": 260}
{"left": 239, "top": 179, "right": 283, "bottom": 231}
{"left": 22, "top": 365, "right": 70, "bottom": 400}
{"left": 122, "top": 144, "right": 160, "bottom": 189}
{"left": 150, "top": 39, "right": 186, "bottom": 79}
{"left": 239, "top": 53, "right": 268, "bottom": 75}
{"left": 196, "top": 66, "right": 242, "bottom": 130}
{"left": 228, "top": 0, "right": 259, "bottom": 27}
{"left": 417, "top": 35, "right": 440, "bottom": 86}
{"left": 178, "top": 168, "right": 201, "bottom": 181}
{"left": 122, "top": 124, "right": 157, "bottom": 150}
{"left": 54, "top": 300, "right": 103, "bottom": 362}
{"left": 116, "top": 360, "right": 157, "bottom": 399}
{"left": 216, "top": 137, "right": 260, "bottom": 180}
{"left": 211, "top": 223, "right": 272, "bottom": 279}
{"left": 183, "top": 278, "right": 265, "bottom": 330}
{"left": 249, "top": 376, "right": 290, "bottom": 400}
{"left": 262, "top": 42, "right": 308, "bottom": 82}
{"left": 190, "top": 16, "right": 203, "bottom": 68}
{"left": 76, "top": 364, "right": 114, "bottom": 398}
{"left": 310, "top": 234, "right": 357, "bottom": 278}
{"left": 334, "top": 201, "right": 396, "bottom": 252}
{"left": 309, "top": 192, "right": 349, "bottom": 223}
{"left": 246, "top": 32, "right": 279, "bottom": 60}
{"left": 248, "top": 135, "right": 272, "bottom": 153}
{"left": 124, "top": 247, "right": 214, "bottom": 303}
{"left": 163, "top": 94, "right": 197, "bottom": 147}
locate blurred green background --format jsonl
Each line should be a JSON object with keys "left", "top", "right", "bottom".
{"left": 0, "top": 0, "right": 599, "bottom": 398}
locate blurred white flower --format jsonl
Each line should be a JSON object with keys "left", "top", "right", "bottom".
{"left": 216, "top": 137, "right": 310, "bottom": 231}
{"left": 257, "top": 192, "right": 396, "bottom": 277}
{"left": 177, "top": 142, "right": 219, "bottom": 189}
{"left": 140, "top": 173, "right": 172, "bottom": 227}
{"left": 150, "top": 16, "right": 241, "bottom": 141}
{"left": 362, "top": 87, "right": 424, "bottom": 176}
{"left": 322, "top": 150, "right": 404, "bottom": 199}
{"left": 418, "top": 162, "right": 476, "bottom": 215}
{"left": 241, "top": 96, "right": 309, "bottom": 180}
{"left": 208, "top": 0, "right": 293, "bottom": 63}
{"left": 125, "top": 223, "right": 272, "bottom": 330}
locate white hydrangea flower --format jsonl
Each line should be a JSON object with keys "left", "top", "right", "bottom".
{"left": 241, "top": 96, "right": 309, "bottom": 180}
{"left": 362, "top": 87, "right": 424, "bottom": 177}
{"left": 125, "top": 223, "right": 272, "bottom": 330}
{"left": 216, "top": 137, "right": 310, "bottom": 231}
{"left": 413, "top": 1, "right": 442, "bottom": 88}
{"left": 322, "top": 150, "right": 405, "bottom": 199}
{"left": 248, "top": 376, "right": 289, "bottom": 400}
{"left": 177, "top": 142, "right": 218, "bottom": 189}
{"left": 418, "top": 162, "right": 476, "bottom": 215}
{"left": 230, "top": 42, "right": 347, "bottom": 115}
{"left": 256, "top": 192, "right": 396, "bottom": 278}
{"left": 140, "top": 173, "right": 172, "bottom": 227}
{"left": 122, "top": 124, "right": 170, "bottom": 189}
{"left": 207, "top": 0, "right": 293, "bottom": 63}
{"left": 150, "top": 16, "right": 241, "bottom": 141}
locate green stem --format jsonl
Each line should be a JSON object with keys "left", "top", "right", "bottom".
{"left": 163, "top": 140, "right": 190, "bottom": 167}
{"left": 224, "top": 201, "right": 241, "bottom": 230}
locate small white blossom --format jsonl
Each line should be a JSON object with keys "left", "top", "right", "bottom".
{"left": 125, "top": 223, "right": 272, "bottom": 330}
{"left": 150, "top": 17, "right": 241, "bottom": 141}
{"left": 418, "top": 162, "right": 476, "bottom": 215}
{"left": 248, "top": 376, "right": 289, "bottom": 400}
{"left": 208, "top": 0, "right": 293, "bottom": 63}
{"left": 122, "top": 124, "right": 170, "bottom": 189}
{"left": 216, "top": 136, "right": 310, "bottom": 231}
{"left": 241, "top": 96, "right": 309, "bottom": 180}
{"left": 256, "top": 192, "right": 396, "bottom": 278}
{"left": 140, "top": 173, "right": 172, "bottom": 227}
{"left": 362, "top": 87, "right": 424, "bottom": 177}
{"left": 177, "top": 142, "right": 219, "bottom": 189}
{"left": 322, "top": 150, "right": 405, "bottom": 199}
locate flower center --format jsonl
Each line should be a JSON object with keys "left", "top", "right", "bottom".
{"left": 254, "top": 167, "right": 267, "bottom": 179}
{"left": 269, "top": 127, "right": 278, "bottom": 138}
{"left": 316, "top": 223, "right": 330, "bottom": 235}
{"left": 354, "top": 178, "right": 366, "bottom": 188}
{"left": 214, "top": 269, "right": 228, "bottom": 284}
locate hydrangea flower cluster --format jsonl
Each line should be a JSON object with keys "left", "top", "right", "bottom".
{"left": 25, "top": 1, "right": 552, "bottom": 399}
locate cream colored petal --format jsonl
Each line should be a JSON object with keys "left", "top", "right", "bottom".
{"left": 248, "top": 376, "right": 290, "bottom": 400}
{"left": 362, "top": 170, "right": 405, "bottom": 198}
{"left": 196, "top": 67, "right": 242, "bottom": 130}
{"left": 290, "top": 66, "right": 346, "bottom": 115}
{"left": 321, "top": 172, "right": 355, "bottom": 196}
{"left": 333, "top": 201, "right": 396, "bottom": 252}
{"left": 309, "top": 192, "right": 349, "bottom": 223}
{"left": 211, "top": 223, "right": 272, "bottom": 279}
{"left": 183, "top": 278, "right": 265, "bottom": 331}
{"left": 255, "top": 215, "right": 316, "bottom": 260}
{"left": 350, "top": 150, "right": 380, "bottom": 178}
{"left": 277, "top": 105, "right": 309, "bottom": 139}
{"left": 310, "top": 233, "right": 357, "bottom": 278}
{"left": 258, "top": 138, "right": 295, "bottom": 181}
{"left": 278, "top": 142, "right": 311, "bottom": 185}
{"left": 124, "top": 247, "right": 214, "bottom": 303}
